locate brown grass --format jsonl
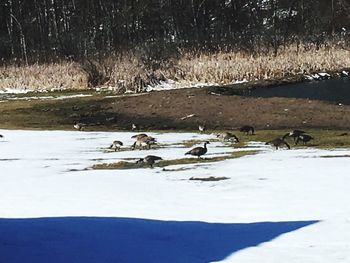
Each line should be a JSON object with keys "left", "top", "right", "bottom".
{"left": 1, "top": 44, "right": 350, "bottom": 93}
{"left": 0, "top": 61, "right": 88, "bottom": 91}
{"left": 178, "top": 45, "right": 350, "bottom": 84}
{"left": 92, "top": 150, "right": 259, "bottom": 170}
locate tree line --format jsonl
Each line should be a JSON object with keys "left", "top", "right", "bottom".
{"left": 1, "top": 0, "right": 349, "bottom": 64}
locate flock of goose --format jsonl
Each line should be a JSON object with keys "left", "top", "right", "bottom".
{"left": 71, "top": 122, "right": 313, "bottom": 168}
{"left": 0, "top": 125, "right": 315, "bottom": 169}
{"left": 266, "top": 129, "right": 314, "bottom": 149}
{"left": 108, "top": 132, "right": 211, "bottom": 168}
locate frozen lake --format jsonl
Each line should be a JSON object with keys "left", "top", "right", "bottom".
{"left": 1, "top": 129, "right": 350, "bottom": 262}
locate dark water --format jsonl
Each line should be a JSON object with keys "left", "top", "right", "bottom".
{"left": 248, "top": 78, "right": 350, "bottom": 104}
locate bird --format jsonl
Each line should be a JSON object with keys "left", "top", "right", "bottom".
{"left": 216, "top": 132, "right": 239, "bottom": 143}
{"left": 131, "top": 136, "right": 157, "bottom": 150}
{"left": 131, "top": 133, "right": 148, "bottom": 140}
{"left": 73, "top": 122, "right": 86, "bottom": 131}
{"left": 295, "top": 134, "right": 314, "bottom": 145}
{"left": 198, "top": 124, "right": 206, "bottom": 133}
{"left": 0, "top": 134, "right": 3, "bottom": 138}
{"left": 109, "top": 140, "right": 123, "bottom": 151}
{"left": 283, "top": 130, "right": 306, "bottom": 142}
{"left": 265, "top": 138, "right": 290, "bottom": 150}
{"left": 239, "top": 125, "right": 255, "bottom": 135}
{"left": 136, "top": 155, "right": 163, "bottom": 168}
{"left": 185, "top": 141, "right": 210, "bottom": 158}
{"left": 131, "top": 123, "right": 139, "bottom": 131}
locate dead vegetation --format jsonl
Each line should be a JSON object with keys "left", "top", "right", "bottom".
{"left": 0, "top": 61, "right": 88, "bottom": 91}
{"left": 1, "top": 44, "right": 350, "bottom": 93}
{"left": 189, "top": 176, "right": 229, "bottom": 182}
{"left": 92, "top": 150, "right": 258, "bottom": 170}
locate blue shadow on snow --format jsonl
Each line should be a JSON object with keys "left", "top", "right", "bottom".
{"left": 0, "top": 217, "right": 318, "bottom": 263}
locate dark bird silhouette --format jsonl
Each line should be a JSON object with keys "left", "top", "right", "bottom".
{"left": 265, "top": 138, "right": 290, "bottom": 150}
{"left": 0, "top": 134, "right": 3, "bottom": 138}
{"left": 185, "top": 141, "right": 210, "bottom": 158}
{"left": 109, "top": 140, "right": 123, "bottom": 151}
{"left": 283, "top": 130, "right": 306, "bottom": 141}
{"left": 295, "top": 134, "right": 314, "bottom": 145}
{"left": 240, "top": 125, "right": 255, "bottom": 135}
{"left": 136, "top": 155, "right": 162, "bottom": 168}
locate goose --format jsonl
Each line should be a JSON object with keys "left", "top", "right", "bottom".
{"left": 240, "top": 125, "right": 255, "bottom": 135}
{"left": 217, "top": 132, "right": 239, "bottom": 143}
{"left": 295, "top": 134, "right": 314, "bottom": 145}
{"left": 198, "top": 124, "right": 206, "bottom": 133}
{"left": 73, "top": 122, "right": 86, "bottom": 131}
{"left": 109, "top": 140, "right": 123, "bottom": 151}
{"left": 185, "top": 141, "right": 210, "bottom": 158}
{"left": 131, "top": 140, "right": 146, "bottom": 150}
{"left": 131, "top": 133, "right": 148, "bottom": 140}
{"left": 265, "top": 138, "right": 290, "bottom": 150}
{"left": 131, "top": 136, "right": 157, "bottom": 150}
{"left": 139, "top": 136, "right": 157, "bottom": 149}
{"left": 136, "top": 155, "right": 163, "bottom": 168}
{"left": 283, "top": 130, "right": 306, "bottom": 141}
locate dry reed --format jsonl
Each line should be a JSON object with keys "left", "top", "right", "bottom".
{"left": 1, "top": 44, "right": 349, "bottom": 93}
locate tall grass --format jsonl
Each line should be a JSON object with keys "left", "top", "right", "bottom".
{"left": 0, "top": 61, "right": 87, "bottom": 91}
{"left": 1, "top": 44, "right": 350, "bottom": 93}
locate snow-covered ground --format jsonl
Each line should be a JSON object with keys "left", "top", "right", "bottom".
{"left": 1, "top": 129, "right": 350, "bottom": 262}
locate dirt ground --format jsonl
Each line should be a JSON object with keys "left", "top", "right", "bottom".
{"left": 103, "top": 86, "right": 350, "bottom": 131}
{"left": 1, "top": 85, "right": 350, "bottom": 131}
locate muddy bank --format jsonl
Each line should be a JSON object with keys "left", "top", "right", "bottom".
{"left": 1, "top": 78, "right": 350, "bottom": 131}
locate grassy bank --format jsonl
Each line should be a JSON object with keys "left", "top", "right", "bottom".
{"left": 1, "top": 44, "right": 350, "bottom": 93}
{"left": 0, "top": 91, "right": 111, "bottom": 130}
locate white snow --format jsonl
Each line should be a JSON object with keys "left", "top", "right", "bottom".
{"left": 144, "top": 79, "right": 250, "bottom": 93}
{"left": 1, "top": 129, "right": 350, "bottom": 262}
{"left": 145, "top": 80, "right": 178, "bottom": 92}
{"left": 10, "top": 94, "right": 91, "bottom": 101}
{"left": 0, "top": 88, "right": 34, "bottom": 94}
{"left": 304, "top": 72, "right": 331, "bottom": 81}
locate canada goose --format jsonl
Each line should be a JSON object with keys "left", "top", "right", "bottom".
{"left": 216, "top": 132, "right": 239, "bottom": 143}
{"left": 141, "top": 136, "right": 157, "bottom": 149}
{"left": 131, "top": 133, "right": 148, "bottom": 140}
{"left": 198, "top": 124, "right": 206, "bottom": 133}
{"left": 131, "top": 136, "right": 157, "bottom": 150}
{"left": 109, "top": 140, "right": 123, "bottom": 151}
{"left": 295, "top": 134, "right": 314, "bottom": 145}
{"left": 185, "top": 141, "right": 210, "bottom": 158}
{"left": 240, "top": 125, "right": 255, "bottom": 135}
{"left": 265, "top": 138, "right": 290, "bottom": 150}
{"left": 73, "top": 122, "right": 86, "bottom": 131}
{"left": 136, "top": 155, "right": 163, "bottom": 168}
{"left": 283, "top": 130, "right": 306, "bottom": 141}
{"left": 131, "top": 140, "right": 146, "bottom": 150}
